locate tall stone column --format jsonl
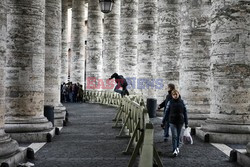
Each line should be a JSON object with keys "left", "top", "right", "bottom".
{"left": 157, "top": 0, "right": 180, "bottom": 102}
{"left": 103, "top": 0, "right": 120, "bottom": 82}
{"left": 137, "top": 0, "right": 157, "bottom": 98}
{"left": 68, "top": 0, "right": 72, "bottom": 8}
{"left": 86, "top": 0, "right": 103, "bottom": 89}
{"left": 70, "top": 0, "right": 86, "bottom": 86}
{"left": 5, "top": 0, "right": 53, "bottom": 141}
{"left": 119, "top": 0, "right": 138, "bottom": 93}
{"left": 197, "top": 0, "right": 250, "bottom": 144}
{"left": 45, "top": 0, "right": 66, "bottom": 127}
{"left": 0, "top": 0, "right": 19, "bottom": 158}
{"left": 61, "top": 0, "right": 69, "bottom": 84}
{"left": 179, "top": 0, "right": 211, "bottom": 127}
{"left": 247, "top": 143, "right": 250, "bottom": 154}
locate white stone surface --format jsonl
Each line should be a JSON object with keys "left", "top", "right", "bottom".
{"left": 28, "top": 142, "right": 46, "bottom": 153}
{"left": 179, "top": 0, "right": 211, "bottom": 127}
{"left": 156, "top": 0, "right": 180, "bottom": 102}
{"left": 0, "top": 0, "right": 19, "bottom": 158}
{"left": 61, "top": 0, "right": 69, "bottom": 83}
{"left": 70, "top": 0, "right": 86, "bottom": 85}
{"left": 45, "top": 0, "right": 62, "bottom": 107}
{"left": 0, "top": 0, "right": 7, "bottom": 130}
{"left": 102, "top": 0, "right": 120, "bottom": 80}
{"left": 5, "top": 0, "right": 52, "bottom": 134}
{"left": 137, "top": 0, "right": 157, "bottom": 98}
{"left": 200, "top": 1, "right": 250, "bottom": 142}
{"left": 119, "top": 0, "right": 138, "bottom": 85}
{"left": 247, "top": 142, "right": 250, "bottom": 153}
{"left": 0, "top": 147, "right": 27, "bottom": 167}
{"left": 86, "top": 0, "right": 103, "bottom": 88}
{"left": 211, "top": 143, "right": 232, "bottom": 156}
{"left": 208, "top": 0, "right": 250, "bottom": 123}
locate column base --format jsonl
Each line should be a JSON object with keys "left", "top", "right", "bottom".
{"left": 54, "top": 106, "right": 67, "bottom": 127}
{"left": 0, "top": 147, "right": 27, "bottom": 167}
{"left": 188, "top": 113, "right": 209, "bottom": 128}
{"left": 8, "top": 128, "right": 55, "bottom": 143}
{"left": 188, "top": 113, "right": 209, "bottom": 127}
{"left": 196, "top": 127, "right": 250, "bottom": 144}
{"left": 0, "top": 133, "right": 19, "bottom": 158}
{"left": 5, "top": 116, "right": 53, "bottom": 133}
{"left": 236, "top": 151, "right": 250, "bottom": 167}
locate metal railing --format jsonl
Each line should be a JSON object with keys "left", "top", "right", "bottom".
{"left": 83, "top": 90, "right": 163, "bottom": 167}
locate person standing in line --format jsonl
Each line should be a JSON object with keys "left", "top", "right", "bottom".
{"left": 109, "top": 73, "right": 129, "bottom": 97}
{"left": 158, "top": 83, "right": 175, "bottom": 142}
{"left": 162, "top": 89, "right": 188, "bottom": 157}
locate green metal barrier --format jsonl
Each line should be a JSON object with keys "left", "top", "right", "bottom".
{"left": 83, "top": 90, "right": 163, "bottom": 167}
{"left": 139, "top": 123, "right": 154, "bottom": 167}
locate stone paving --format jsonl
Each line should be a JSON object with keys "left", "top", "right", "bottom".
{"left": 30, "top": 103, "right": 241, "bottom": 167}
{"left": 152, "top": 117, "right": 241, "bottom": 167}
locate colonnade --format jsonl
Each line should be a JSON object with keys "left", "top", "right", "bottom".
{"left": 65, "top": 0, "right": 250, "bottom": 145}
{"left": 0, "top": 0, "right": 19, "bottom": 158}
{"left": 0, "top": 0, "right": 249, "bottom": 161}
{"left": 0, "top": 0, "right": 65, "bottom": 159}
{"left": 198, "top": 0, "right": 250, "bottom": 144}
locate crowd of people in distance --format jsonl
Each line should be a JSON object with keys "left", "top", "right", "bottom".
{"left": 60, "top": 82, "right": 84, "bottom": 103}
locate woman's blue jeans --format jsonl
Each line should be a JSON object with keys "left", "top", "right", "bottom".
{"left": 170, "top": 123, "right": 183, "bottom": 152}
{"left": 164, "top": 122, "right": 170, "bottom": 138}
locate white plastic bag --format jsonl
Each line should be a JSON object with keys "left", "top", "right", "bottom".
{"left": 183, "top": 128, "right": 193, "bottom": 144}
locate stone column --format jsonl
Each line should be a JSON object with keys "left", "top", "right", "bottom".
{"left": 67, "top": 0, "right": 72, "bottom": 82}
{"left": 197, "top": 0, "right": 250, "bottom": 144}
{"left": 68, "top": 0, "right": 72, "bottom": 8}
{"left": 70, "top": 0, "right": 86, "bottom": 86}
{"left": 247, "top": 142, "right": 250, "bottom": 154}
{"left": 157, "top": 0, "right": 180, "bottom": 102}
{"left": 179, "top": 0, "right": 211, "bottom": 127}
{"left": 45, "top": 0, "right": 66, "bottom": 127}
{"left": 0, "top": 0, "right": 19, "bottom": 158}
{"left": 86, "top": 0, "right": 103, "bottom": 89}
{"left": 119, "top": 0, "right": 138, "bottom": 93}
{"left": 5, "top": 0, "right": 53, "bottom": 142}
{"left": 137, "top": 0, "right": 157, "bottom": 98}
{"left": 61, "top": 0, "right": 69, "bottom": 84}
{"left": 102, "top": 0, "right": 120, "bottom": 82}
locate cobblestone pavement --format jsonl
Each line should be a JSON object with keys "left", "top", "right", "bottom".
{"left": 30, "top": 103, "right": 241, "bottom": 167}
{"left": 151, "top": 117, "right": 241, "bottom": 167}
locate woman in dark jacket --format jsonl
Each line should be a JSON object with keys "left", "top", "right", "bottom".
{"left": 158, "top": 83, "right": 175, "bottom": 141}
{"left": 162, "top": 89, "right": 188, "bottom": 157}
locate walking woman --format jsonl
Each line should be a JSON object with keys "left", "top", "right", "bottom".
{"left": 158, "top": 83, "right": 176, "bottom": 142}
{"left": 162, "top": 89, "right": 188, "bottom": 157}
